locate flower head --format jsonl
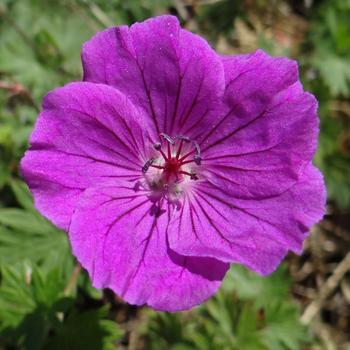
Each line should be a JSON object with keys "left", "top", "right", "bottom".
{"left": 21, "top": 15, "right": 326, "bottom": 311}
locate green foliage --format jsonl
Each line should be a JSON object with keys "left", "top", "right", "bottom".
{"left": 300, "top": 0, "right": 350, "bottom": 207}
{"left": 44, "top": 307, "right": 123, "bottom": 350}
{"left": 143, "top": 265, "right": 309, "bottom": 350}
{"left": 0, "top": 180, "right": 71, "bottom": 268}
{"left": 0, "top": 103, "right": 35, "bottom": 189}
{"left": 0, "top": 178, "right": 123, "bottom": 349}
{"left": 0, "top": 263, "right": 122, "bottom": 350}
{"left": 0, "top": 0, "right": 92, "bottom": 99}
{"left": 310, "top": 0, "right": 350, "bottom": 96}
{"left": 0, "top": 263, "right": 67, "bottom": 332}
{"left": 196, "top": 0, "right": 243, "bottom": 41}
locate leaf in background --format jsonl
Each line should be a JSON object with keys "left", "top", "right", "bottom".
{"left": 261, "top": 302, "right": 309, "bottom": 350}
{"left": 0, "top": 262, "right": 66, "bottom": 331}
{"left": 44, "top": 307, "right": 123, "bottom": 350}
{"left": 0, "top": 263, "right": 36, "bottom": 329}
{"left": 0, "top": 262, "right": 96, "bottom": 350}
{"left": 304, "top": 0, "right": 350, "bottom": 208}
{"left": 0, "top": 208, "right": 71, "bottom": 269}
{"left": 9, "top": 179, "right": 34, "bottom": 211}
{"left": 141, "top": 311, "right": 192, "bottom": 350}
{"left": 0, "top": 1, "right": 94, "bottom": 99}
{"left": 309, "top": 0, "right": 350, "bottom": 97}
{"left": 0, "top": 179, "right": 72, "bottom": 270}
{"left": 0, "top": 258, "right": 120, "bottom": 350}
{"left": 143, "top": 265, "right": 308, "bottom": 350}
{"left": 0, "top": 103, "right": 38, "bottom": 189}
{"left": 196, "top": 0, "right": 242, "bottom": 41}
{"left": 235, "top": 303, "right": 265, "bottom": 350}
{"left": 313, "top": 54, "right": 350, "bottom": 96}
{"left": 227, "top": 265, "right": 290, "bottom": 306}
{"left": 33, "top": 29, "right": 64, "bottom": 70}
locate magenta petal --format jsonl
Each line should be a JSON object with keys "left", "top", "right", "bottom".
{"left": 82, "top": 15, "right": 224, "bottom": 137}
{"left": 168, "top": 164, "right": 326, "bottom": 275}
{"left": 198, "top": 50, "right": 319, "bottom": 199}
{"left": 69, "top": 184, "right": 229, "bottom": 311}
{"left": 21, "top": 82, "right": 149, "bottom": 230}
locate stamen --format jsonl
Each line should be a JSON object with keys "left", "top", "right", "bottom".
{"left": 153, "top": 142, "right": 168, "bottom": 161}
{"left": 193, "top": 141, "right": 201, "bottom": 165}
{"left": 160, "top": 133, "right": 175, "bottom": 145}
{"left": 179, "top": 170, "right": 198, "bottom": 180}
{"left": 178, "top": 149, "right": 195, "bottom": 163}
{"left": 177, "top": 140, "right": 201, "bottom": 164}
{"left": 145, "top": 134, "right": 202, "bottom": 183}
{"left": 193, "top": 154, "right": 202, "bottom": 165}
{"left": 175, "top": 135, "right": 191, "bottom": 159}
{"left": 159, "top": 133, "right": 175, "bottom": 159}
{"left": 167, "top": 141, "right": 171, "bottom": 159}
{"left": 179, "top": 159, "right": 197, "bottom": 166}
{"left": 159, "top": 149, "right": 168, "bottom": 161}
{"left": 176, "top": 135, "right": 191, "bottom": 143}
{"left": 193, "top": 141, "right": 201, "bottom": 156}
{"left": 142, "top": 158, "right": 154, "bottom": 173}
{"left": 176, "top": 139, "right": 183, "bottom": 159}
{"left": 150, "top": 165, "right": 165, "bottom": 170}
{"left": 153, "top": 142, "right": 161, "bottom": 150}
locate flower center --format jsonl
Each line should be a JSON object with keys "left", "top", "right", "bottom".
{"left": 142, "top": 134, "right": 201, "bottom": 191}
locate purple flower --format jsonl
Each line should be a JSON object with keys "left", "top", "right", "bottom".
{"left": 21, "top": 15, "right": 326, "bottom": 311}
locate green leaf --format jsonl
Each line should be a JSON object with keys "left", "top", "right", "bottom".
{"left": 236, "top": 304, "right": 265, "bottom": 350}
{"left": 9, "top": 179, "right": 34, "bottom": 211}
{"left": 0, "top": 262, "right": 66, "bottom": 330}
{"left": 144, "top": 265, "right": 308, "bottom": 350}
{"left": 313, "top": 54, "right": 350, "bottom": 96}
{"left": 227, "top": 265, "right": 290, "bottom": 306}
{"left": 261, "top": 302, "right": 309, "bottom": 350}
{"left": 0, "top": 262, "right": 37, "bottom": 329}
{"left": 0, "top": 208, "right": 53, "bottom": 234}
{"left": 0, "top": 191, "right": 71, "bottom": 268}
{"left": 0, "top": 224, "right": 71, "bottom": 268}
{"left": 0, "top": 262, "right": 77, "bottom": 349}
{"left": 45, "top": 307, "right": 123, "bottom": 350}
{"left": 142, "top": 311, "right": 191, "bottom": 350}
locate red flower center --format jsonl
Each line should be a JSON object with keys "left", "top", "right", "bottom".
{"left": 142, "top": 134, "right": 201, "bottom": 185}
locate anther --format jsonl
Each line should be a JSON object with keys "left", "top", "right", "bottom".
{"left": 179, "top": 170, "right": 198, "bottom": 180}
{"left": 142, "top": 158, "right": 154, "bottom": 173}
{"left": 145, "top": 134, "right": 202, "bottom": 182}
{"left": 153, "top": 142, "right": 161, "bottom": 150}
{"left": 193, "top": 141, "right": 201, "bottom": 158}
{"left": 160, "top": 133, "right": 175, "bottom": 145}
{"left": 193, "top": 154, "right": 202, "bottom": 165}
{"left": 190, "top": 140, "right": 202, "bottom": 165}
{"left": 176, "top": 135, "right": 191, "bottom": 143}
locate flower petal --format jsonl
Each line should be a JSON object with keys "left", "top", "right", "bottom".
{"left": 169, "top": 164, "right": 326, "bottom": 275}
{"left": 21, "top": 82, "right": 149, "bottom": 230}
{"left": 69, "top": 183, "right": 229, "bottom": 311}
{"left": 197, "top": 50, "right": 318, "bottom": 199}
{"left": 82, "top": 15, "right": 224, "bottom": 137}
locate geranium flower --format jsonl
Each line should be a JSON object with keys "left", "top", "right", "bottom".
{"left": 21, "top": 15, "right": 326, "bottom": 311}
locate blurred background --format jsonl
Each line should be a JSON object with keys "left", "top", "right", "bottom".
{"left": 0, "top": 0, "right": 350, "bottom": 349}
